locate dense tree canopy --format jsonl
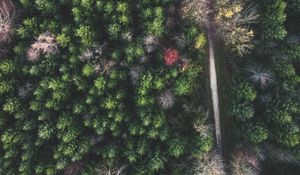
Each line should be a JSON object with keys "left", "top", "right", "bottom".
{"left": 1, "top": 0, "right": 300, "bottom": 174}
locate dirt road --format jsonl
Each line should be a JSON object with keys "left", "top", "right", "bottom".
{"left": 206, "top": 0, "right": 222, "bottom": 152}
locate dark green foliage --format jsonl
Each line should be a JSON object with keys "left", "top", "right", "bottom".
{"left": 274, "top": 123, "right": 300, "bottom": 147}
{"left": 258, "top": 0, "right": 287, "bottom": 40}
{"left": 229, "top": 82, "right": 256, "bottom": 121}
{"left": 287, "top": 0, "right": 300, "bottom": 13}
{"left": 242, "top": 122, "right": 269, "bottom": 143}
{"left": 229, "top": 0, "right": 300, "bottom": 150}
{"left": 230, "top": 50, "right": 300, "bottom": 147}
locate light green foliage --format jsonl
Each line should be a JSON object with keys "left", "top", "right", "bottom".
{"left": 174, "top": 78, "right": 191, "bottom": 95}
{"left": 0, "top": 60, "right": 15, "bottom": 75}
{"left": 82, "top": 64, "right": 94, "bottom": 77}
{"left": 56, "top": 33, "right": 71, "bottom": 48}
{"left": 94, "top": 76, "right": 106, "bottom": 90}
{"left": 108, "top": 23, "right": 121, "bottom": 39}
{"left": 0, "top": 81, "right": 12, "bottom": 94}
{"left": 38, "top": 123, "right": 54, "bottom": 140}
{"left": 76, "top": 25, "right": 95, "bottom": 46}
{"left": 3, "top": 98, "right": 20, "bottom": 114}
{"left": 168, "top": 138, "right": 185, "bottom": 158}
{"left": 148, "top": 7, "right": 165, "bottom": 37}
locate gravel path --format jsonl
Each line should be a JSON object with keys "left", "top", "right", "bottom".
{"left": 208, "top": 30, "right": 222, "bottom": 152}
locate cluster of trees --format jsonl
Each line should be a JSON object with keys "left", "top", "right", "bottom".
{"left": 0, "top": 0, "right": 214, "bottom": 174}
{"left": 257, "top": 0, "right": 287, "bottom": 41}
{"left": 182, "top": 0, "right": 259, "bottom": 56}
{"left": 2, "top": 0, "right": 299, "bottom": 174}
{"left": 228, "top": 0, "right": 300, "bottom": 173}
{"left": 215, "top": 0, "right": 259, "bottom": 56}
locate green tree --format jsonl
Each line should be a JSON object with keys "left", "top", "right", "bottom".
{"left": 259, "top": 0, "right": 287, "bottom": 40}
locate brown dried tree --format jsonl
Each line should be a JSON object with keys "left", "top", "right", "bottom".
{"left": 0, "top": 0, "right": 15, "bottom": 43}
{"left": 231, "top": 148, "right": 261, "bottom": 175}
{"left": 181, "top": 0, "right": 212, "bottom": 28}
{"left": 192, "top": 151, "right": 226, "bottom": 175}
{"left": 95, "top": 164, "right": 127, "bottom": 175}
{"left": 27, "top": 32, "right": 59, "bottom": 62}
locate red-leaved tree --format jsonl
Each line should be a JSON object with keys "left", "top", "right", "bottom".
{"left": 164, "top": 48, "right": 179, "bottom": 66}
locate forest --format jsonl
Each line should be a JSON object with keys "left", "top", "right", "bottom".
{"left": 0, "top": 0, "right": 299, "bottom": 174}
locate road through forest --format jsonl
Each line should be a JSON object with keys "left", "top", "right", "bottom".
{"left": 206, "top": 0, "right": 222, "bottom": 152}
